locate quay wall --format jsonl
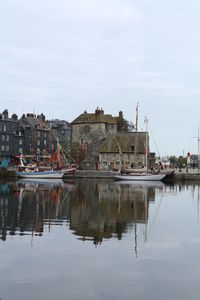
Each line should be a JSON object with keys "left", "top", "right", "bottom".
{"left": 0, "top": 169, "right": 16, "bottom": 179}
{"left": 74, "top": 170, "right": 114, "bottom": 178}
{"left": 174, "top": 172, "right": 200, "bottom": 181}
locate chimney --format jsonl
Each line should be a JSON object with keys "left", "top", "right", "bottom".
{"left": 3, "top": 109, "right": 8, "bottom": 119}
{"left": 12, "top": 113, "right": 18, "bottom": 120}
{"left": 95, "top": 107, "right": 101, "bottom": 117}
{"left": 119, "top": 111, "right": 123, "bottom": 119}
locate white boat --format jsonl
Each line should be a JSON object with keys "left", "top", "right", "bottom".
{"left": 114, "top": 173, "right": 166, "bottom": 181}
{"left": 16, "top": 169, "right": 65, "bottom": 179}
{"left": 113, "top": 106, "right": 167, "bottom": 182}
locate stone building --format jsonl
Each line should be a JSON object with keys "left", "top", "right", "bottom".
{"left": 99, "top": 132, "right": 149, "bottom": 170}
{"left": 71, "top": 107, "right": 128, "bottom": 169}
{"left": 71, "top": 107, "right": 118, "bottom": 149}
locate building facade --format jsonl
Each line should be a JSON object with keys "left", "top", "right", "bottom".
{"left": 99, "top": 132, "right": 149, "bottom": 170}
{"left": 0, "top": 110, "right": 71, "bottom": 163}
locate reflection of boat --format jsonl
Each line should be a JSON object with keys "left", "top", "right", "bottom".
{"left": 16, "top": 178, "right": 75, "bottom": 190}
{"left": 114, "top": 180, "right": 165, "bottom": 188}
{"left": 17, "top": 178, "right": 64, "bottom": 186}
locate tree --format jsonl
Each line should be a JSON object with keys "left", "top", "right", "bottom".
{"left": 169, "top": 155, "right": 178, "bottom": 166}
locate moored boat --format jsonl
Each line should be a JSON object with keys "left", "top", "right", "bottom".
{"left": 114, "top": 173, "right": 166, "bottom": 181}
{"left": 16, "top": 169, "right": 65, "bottom": 179}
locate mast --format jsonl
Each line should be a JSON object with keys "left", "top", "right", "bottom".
{"left": 198, "top": 122, "right": 200, "bottom": 173}
{"left": 34, "top": 116, "right": 37, "bottom": 162}
{"left": 50, "top": 127, "right": 53, "bottom": 162}
{"left": 134, "top": 103, "right": 139, "bottom": 167}
{"left": 145, "top": 117, "right": 148, "bottom": 173}
{"left": 57, "top": 138, "right": 61, "bottom": 170}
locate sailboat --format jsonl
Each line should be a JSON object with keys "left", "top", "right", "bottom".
{"left": 114, "top": 107, "right": 167, "bottom": 182}
{"left": 16, "top": 140, "right": 75, "bottom": 179}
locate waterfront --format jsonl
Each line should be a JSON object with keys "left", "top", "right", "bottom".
{"left": 1, "top": 179, "right": 200, "bottom": 300}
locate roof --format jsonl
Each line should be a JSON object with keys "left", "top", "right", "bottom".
{"left": 99, "top": 132, "right": 148, "bottom": 154}
{"left": 20, "top": 115, "right": 48, "bottom": 131}
{"left": 71, "top": 111, "right": 117, "bottom": 125}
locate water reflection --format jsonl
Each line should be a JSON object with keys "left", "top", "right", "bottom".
{"left": 0, "top": 179, "right": 162, "bottom": 244}
{"left": 1, "top": 179, "right": 200, "bottom": 246}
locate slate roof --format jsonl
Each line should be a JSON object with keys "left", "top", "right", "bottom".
{"left": 71, "top": 111, "right": 117, "bottom": 125}
{"left": 99, "top": 132, "right": 148, "bottom": 154}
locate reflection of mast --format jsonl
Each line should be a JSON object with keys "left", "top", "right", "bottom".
{"left": 197, "top": 185, "right": 200, "bottom": 224}
{"left": 31, "top": 189, "right": 38, "bottom": 247}
{"left": 144, "top": 191, "right": 148, "bottom": 242}
{"left": 133, "top": 192, "right": 138, "bottom": 257}
{"left": 56, "top": 186, "right": 61, "bottom": 218}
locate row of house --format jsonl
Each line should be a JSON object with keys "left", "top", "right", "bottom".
{"left": 0, "top": 110, "right": 70, "bottom": 164}
{"left": 0, "top": 107, "right": 154, "bottom": 170}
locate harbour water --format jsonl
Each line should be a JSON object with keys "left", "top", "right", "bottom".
{"left": 0, "top": 179, "right": 200, "bottom": 300}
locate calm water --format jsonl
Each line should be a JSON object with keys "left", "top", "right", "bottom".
{"left": 0, "top": 179, "right": 200, "bottom": 300}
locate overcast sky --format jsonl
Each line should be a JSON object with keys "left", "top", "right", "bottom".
{"left": 0, "top": 0, "right": 200, "bottom": 156}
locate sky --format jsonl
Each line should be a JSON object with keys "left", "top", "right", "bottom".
{"left": 0, "top": 0, "right": 200, "bottom": 156}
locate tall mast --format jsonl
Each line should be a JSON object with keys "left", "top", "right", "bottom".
{"left": 134, "top": 103, "right": 139, "bottom": 167}
{"left": 50, "top": 127, "right": 53, "bottom": 162}
{"left": 34, "top": 116, "right": 37, "bottom": 161}
{"left": 198, "top": 122, "right": 200, "bottom": 172}
{"left": 57, "top": 138, "right": 61, "bottom": 170}
{"left": 145, "top": 117, "right": 148, "bottom": 173}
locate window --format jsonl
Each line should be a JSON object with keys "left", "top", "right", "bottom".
{"left": 2, "top": 135, "right": 5, "bottom": 141}
{"left": 19, "top": 131, "right": 22, "bottom": 136}
{"left": 37, "top": 140, "right": 40, "bottom": 146}
{"left": 44, "top": 140, "right": 47, "bottom": 145}
{"left": 130, "top": 146, "right": 134, "bottom": 152}
{"left": 19, "top": 139, "right": 23, "bottom": 145}
{"left": 6, "top": 135, "right": 9, "bottom": 141}
{"left": 44, "top": 133, "right": 47, "bottom": 138}
{"left": 37, "top": 131, "right": 40, "bottom": 138}
{"left": 6, "top": 145, "right": 9, "bottom": 151}
{"left": 3, "top": 125, "right": 6, "bottom": 131}
{"left": 19, "top": 148, "right": 23, "bottom": 154}
{"left": 1, "top": 145, "right": 5, "bottom": 151}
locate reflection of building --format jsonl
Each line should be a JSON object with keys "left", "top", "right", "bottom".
{"left": 68, "top": 180, "right": 155, "bottom": 245}
{"left": 0, "top": 180, "right": 159, "bottom": 246}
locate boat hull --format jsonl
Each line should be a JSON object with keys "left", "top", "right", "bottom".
{"left": 16, "top": 170, "right": 65, "bottom": 179}
{"left": 114, "top": 173, "right": 166, "bottom": 181}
